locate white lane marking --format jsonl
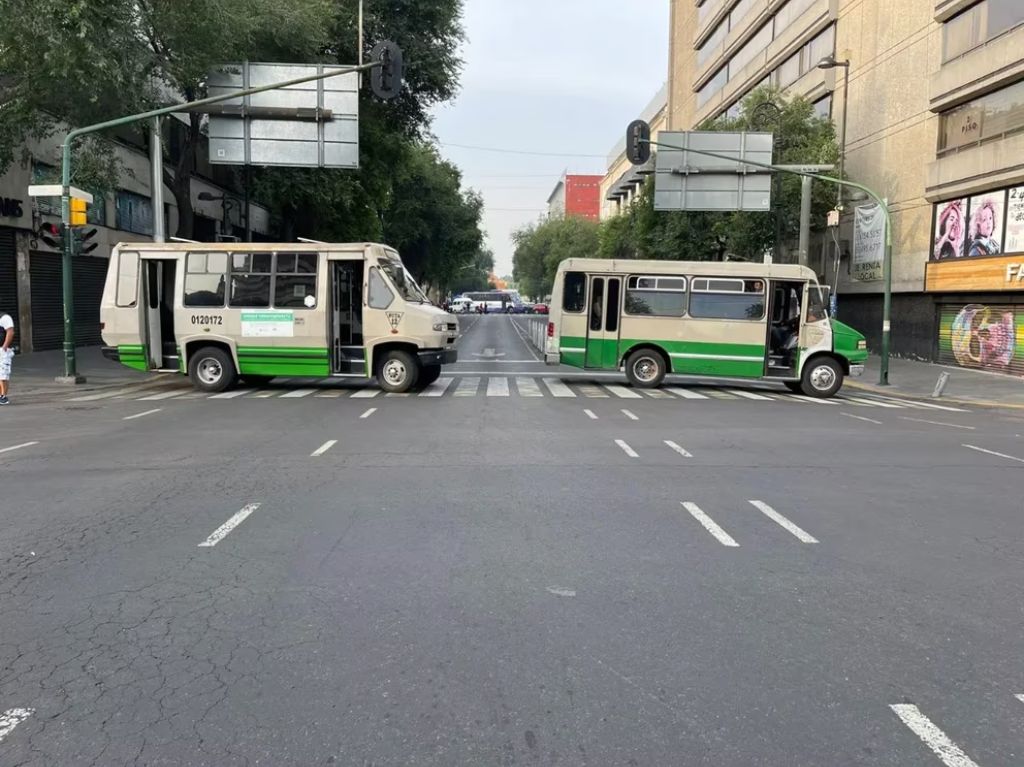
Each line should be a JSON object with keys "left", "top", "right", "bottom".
{"left": 621, "top": 409, "right": 639, "bottom": 421}
{"left": 0, "top": 708, "right": 34, "bottom": 743}
{"left": 681, "top": 502, "right": 739, "bottom": 547}
{"left": 515, "top": 376, "right": 543, "bottom": 397}
{"left": 67, "top": 380, "right": 176, "bottom": 401}
{"left": 640, "top": 388, "right": 674, "bottom": 398}
{"left": 664, "top": 440, "right": 692, "bottom": 458}
{"left": 315, "top": 389, "right": 346, "bottom": 398}
{"left": 311, "top": 440, "right": 337, "bottom": 457}
{"left": 889, "top": 704, "right": 980, "bottom": 767}
{"left": 666, "top": 387, "right": 709, "bottom": 400}
{"left": 841, "top": 412, "right": 883, "bottom": 425}
{"left": 962, "top": 444, "right": 1024, "bottom": 464}
{"left": 138, "top": 389, "right": 190, "bottom": 401}
{"left": 841, "top": 395, "right": 903, "bottom": 408}
{"left": 583, "top": 409, "right": 599, "bottom": 420}
{"left": 351, "top": 388, "right": 381, "bottom": 398}
{"left": 509, "top": 317, "right": 543, "bottom": 361}
{"left": 384, "top": 392, "right": 409, "bottom": 398}
{"left": 360, "top": 407, "right": 377, "bottom": 419}
{"left": 604, "top": 384, "right": 642, "bottom": 399}
{"left": 578, "top": 383, "right": 609, "bottom": 398}
{"left": 0, "top": 441, "right": 39, "bottom": 455}
{"left": 454, "top": 377, "right": 480, "bottom": 397}
{"left": 789, "top": 394, "right": 837, "bottom": 405}
{"left": 419, "top": 377, "right": 455, "bottom": 397}
{"left": 1014, "top": 693, "right": 1024, "bottom": 704}
{"left": 251, "top": 390, "right": 277, "bottom": 398}
{"left": 280, "top": 388, "right": 316, "bottom": 399}
{"left": 749, "top": 500, "right": 818, "bottom": 543}
{"left": 543, "top": 378, "right": 576, "bottom": 397}
{"left": 487, "top": 377, "right": 510, "bottom": 397}
{"left": 198, "top": 503, "right": 261, "bottom": 548}
{"left": 122, "top": 408, "right": 162, "bottom": 421}
{"left": 614, "top": 439, "right": 638, "bottom": 458}
{"left": 900, "top": 417, "right": 975, "bottom": 430}
{"left": 726, "top": 388, "right": 773, "bottom": 400}
{"left": 209, "top": 388, "right": 255, "bottom": 399}
{"left": 874, "top": 396, "right": 969, "bottom": 412}
{"left": 546, "top": 586, "right": 576, "bottom": 597}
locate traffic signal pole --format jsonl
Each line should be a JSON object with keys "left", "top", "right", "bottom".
{"left": 641, "top": 136, "right": 893, "bottom": 386}
{"left": 56, "top": 58, "right": 387, "bottom": 383}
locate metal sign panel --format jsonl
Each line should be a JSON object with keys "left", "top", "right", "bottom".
{"left": 654, "top": 131, "right": 774, "bottom": 212}
{"left": 207, "top": 63, "right": 359, "bottom": 169}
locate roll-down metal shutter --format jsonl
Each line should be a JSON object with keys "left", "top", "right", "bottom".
{"left": 30, "top": 253, "right": 109, "bottom": 350}
{"left": 937, "top": 302, "right": 1023, "bottom": 376}
{"left": 0, "top": 230, "right": 17, "bottom": 346}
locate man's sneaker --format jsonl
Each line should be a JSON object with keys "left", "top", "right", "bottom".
{"left": 0, "top": 396, "right": 9, "bottom": 405}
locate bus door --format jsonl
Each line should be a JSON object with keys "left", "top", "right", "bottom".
{"left": 585, "top": 275, "right": 621, "bottom": 369}
{"left": 330, "top": 259, "right": 366, "bottom": 375}
{"left": 765, "top": 280, "right": 803, "bottom": 378}
{"left": 141, "top": 256, "right": 179, "bottom": 371}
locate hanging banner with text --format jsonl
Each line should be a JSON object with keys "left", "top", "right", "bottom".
{"left": 852, "top": 203, "right": 885, "bottom": 282}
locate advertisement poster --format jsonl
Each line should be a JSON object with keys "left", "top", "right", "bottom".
{"left": 966, "top": 191, "right": 1006, "bottom": 257}
{"left": 1005, "top": 186, "right": 1024, "bottom": 254}
{"left": 852, "top": 203, "right": 884, "bottom": 281}
{"left": 241, "top": 311, "right": 295, "bottom": 338}
{"left": 938, "top": 304, "right": 1023, "bottom": 376}
{"left": 932, "top": 198, "right": 967, "bottom": 260}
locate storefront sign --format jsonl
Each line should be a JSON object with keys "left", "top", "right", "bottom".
{"left": 938, "top": 303, "right": 1022, "bottom": 376}
{"left": 942, "top": 108, "right": 983, "bottom": 151}
{"left": 925, "top": 254, "right": 1024, "bottom": 292}
{"left": 852, "top": 203, "right": 884, "bottom": 281}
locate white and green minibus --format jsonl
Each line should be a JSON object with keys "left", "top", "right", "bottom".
{"left": 100, "top": 242, "right": 458, "bottom": 393}
{"left": 546, "top": 258, "right": 868, "bottom": 398}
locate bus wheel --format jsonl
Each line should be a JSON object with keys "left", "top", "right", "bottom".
{"left": 800, "top": 357, "right": 843, "bottom": 398}
{"left": 419, "top": 364, "right": 442, "bottom": 387}
{"left": 188, "top": 346, "right": 237, "bottom": 393}
{"left": 377, "top": 350, "right": 419, "bottom": 393}
{"left": 625, "top": 349, "right": 667, "bottom": 388}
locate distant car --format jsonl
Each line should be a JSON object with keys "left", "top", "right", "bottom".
{"left": 450, "top": 297, "right": 474, "bottom": 313}
{"left": 532, "top": 303, "right": 549, "bottom": 315}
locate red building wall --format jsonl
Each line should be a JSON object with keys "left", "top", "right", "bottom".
{"left": 564, "top": 175, "right": 603, "bottom": 220}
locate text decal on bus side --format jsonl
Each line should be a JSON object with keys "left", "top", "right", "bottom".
{"left": 387, "top": 312, "right": 403, "bottom": 334}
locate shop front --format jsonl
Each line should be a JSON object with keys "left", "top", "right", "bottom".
{"left": 927, "top": 185, "right": 1024, "bottom": 376}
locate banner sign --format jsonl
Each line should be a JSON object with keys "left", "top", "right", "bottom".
{"left": 852, "top": 203, "right": 884, "bottom": 282}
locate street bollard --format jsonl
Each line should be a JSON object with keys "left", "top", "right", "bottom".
{"left": 932, "top": 371, "right": 950, "bottom": 399}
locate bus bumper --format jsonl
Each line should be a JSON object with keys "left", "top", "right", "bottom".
{"left": 849, "top": 363, "right": 865, "bottom": 377}
{"left": 419, "top": 348, "right": 458, "bottom": 366}
{"left": 101, "top": 346, "right": 120, "bottom": 363}
{"left": 545, "top": 353, "right": 559, "bottom": 365}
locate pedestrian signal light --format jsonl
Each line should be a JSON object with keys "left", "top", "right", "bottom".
{"left": 626, "top": 119, "right": 652, "bottom": 165}
{"left": 38, "top": 222, "right": 62, "bottom": 249}
{"left": 77, "top": 227, "right": 99, "bottom": 255}
{"left": 70, "top": 197, "right": 88, "bottom": 226}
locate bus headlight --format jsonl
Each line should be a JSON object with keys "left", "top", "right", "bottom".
{"left": 432, "top": 322, "right": 446, "bottom": 332}
{"left": 857, "top": 340, "right": 867, "bottom": 350}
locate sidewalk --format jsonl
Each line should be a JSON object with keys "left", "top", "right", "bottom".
{"left": 10, "top": 346, "right": 167, "bottom": 400}
{"left": 847, "top": 354, "right": 1024, "bottom": 409}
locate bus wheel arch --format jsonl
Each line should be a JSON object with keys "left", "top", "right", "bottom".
{"left": 800, "top": 353, "right": 844, "bottom": 398}
{"left": 185, "top": 341, "right": 238, "bottom": 393}
{"left": 372, "top": 341, "right": 421, "bottom": 393}
{"left": 623, "top": 345, "right": 669, "bottom": 389}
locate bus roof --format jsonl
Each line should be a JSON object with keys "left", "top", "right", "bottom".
{"left": 110, "top": 241, "right": 393, "bottom": 255}
{"left": 556, "top": 258, "right": 819, "bottom": 281}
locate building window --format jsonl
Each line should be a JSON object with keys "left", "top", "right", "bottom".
{"left": 943, "top": 0, "right": 1024, "bottom": 62}
{"left": 730, "top": 21, "right": 773, "bottom": 75}
{"left": 773, "top": 0, "right": 819, "bottom": 38}
{"left": 812, "top": 94, "right": 832, "bottom": 119}
{"left": 115, "top": 190, "right": 154, "bottom": 235}
{"left": 729, "top": 0, "right": 759, "bottom": 31}
{"left": 183, "top": 252, "right": 227, "bottom": 308}
{"left": 698, "top": 65, "right": 730, "bottom": 107}
{"left": 807, "top": 25, "right": 835, "bottom": 67}
{"left": 32, "top": 162, "right": 104, "bottom": 225}
{"left": 938, "top": 78, "right": 1024, "bottom": 153}
{"left": 698, "top": 18, "right": 728, "bottom": 66}
{"left": 698, "top": 0, "right": 721, "bottom": 25}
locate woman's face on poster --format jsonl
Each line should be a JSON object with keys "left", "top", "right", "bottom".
{"left": 978, "top": 206, "right": 994, "bottom": 237}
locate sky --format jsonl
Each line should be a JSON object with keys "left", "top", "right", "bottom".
{"left": 432, "top": 0, "right": 671, "bottom": 277}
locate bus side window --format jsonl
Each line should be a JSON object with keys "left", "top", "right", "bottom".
{"left": 563, "top": 272, "right": 586, "bottom": 313}
{"left": 116, "top": 251, "right": 140, "bottom": 307}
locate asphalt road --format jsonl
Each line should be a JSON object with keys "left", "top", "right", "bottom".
{"left": 1, "top": 315, "right": 1022, "bottom": 766}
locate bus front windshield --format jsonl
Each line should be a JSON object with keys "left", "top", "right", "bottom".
{"left": 380, "top": 255, "right": 430, "bottom": 304}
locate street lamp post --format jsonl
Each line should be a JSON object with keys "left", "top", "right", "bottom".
{"left": 751, "top": 101, "right": 784, "bottom": 264}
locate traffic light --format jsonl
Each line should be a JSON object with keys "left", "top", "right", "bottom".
{"left": 626, "top": 119, "right": 652, "bottom": 165}
{"left": 38, "top": 222, "right": 62, "bottom": 249}
{"left": 370, "top": 41, "right": 404, "bottom": 100}
{"left": 77, "top": 227, "right": 99, "bottom": 254}
{"left": 70, "top": 197, "right": 88, "bottom": 227}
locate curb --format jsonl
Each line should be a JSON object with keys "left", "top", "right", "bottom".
{"left": 845, "top": 379, "right": 1024, "bottom": 411}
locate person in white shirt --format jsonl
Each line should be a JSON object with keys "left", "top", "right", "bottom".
{"left": 0, "top": 312, "right": 14, "bottom": 405}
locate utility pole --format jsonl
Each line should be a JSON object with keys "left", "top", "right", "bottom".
{"left": 798, "top": 175, "right": 812, "bottom": 267}
{"left": 150, "top": 118, "right": 165, "bottom": 243}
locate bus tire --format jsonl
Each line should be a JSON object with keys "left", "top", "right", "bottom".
{"left": 800, "top": 356, "right": 843, "bottom": 398}
{"left": 377, "top": 349, "right": 419, "bottom": 393}
{"left": 188, "top": 346, "right": 237, "bottom": 393}
{"left": 625, "top": 348, "right": 667, "bottom": 389}
{"left": 419, "top": 364, "right": 442, "bottom": 387}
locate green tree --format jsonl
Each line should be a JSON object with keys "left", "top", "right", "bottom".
{"left": 512, "top": 217, "right": 601, "bottom": 299}
{"left": 448, "top": 247, "right": 495, "bottom": 294}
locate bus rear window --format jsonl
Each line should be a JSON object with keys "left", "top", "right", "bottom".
{"left": 563, "top": 271, "right": 586, "bottom": 312}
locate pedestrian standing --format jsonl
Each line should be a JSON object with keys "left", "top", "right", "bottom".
{"left": 0, "top": 311, "right": 14, "bottom": 405}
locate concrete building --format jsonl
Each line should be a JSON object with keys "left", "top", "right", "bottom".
{"left": 0, "top": 121, "right": 272, "bottom": 352}
{"left": 547, "top": 173, "right": 604, "bottom": 220}
{"left": 667, "top": 0, "right": 1024, "bottom": 373}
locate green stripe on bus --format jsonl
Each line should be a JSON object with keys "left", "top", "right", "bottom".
{"left": 238, "top": 360, "right": 331, "bottom": 377}
{"left": 118, "top": 344, "right": 149, "bottom": 372}
{"left": 237, "top": 346, "right": 329, "bottom": 359}
{"left": 559, "top": 336, "right": 766, "bottom": 378}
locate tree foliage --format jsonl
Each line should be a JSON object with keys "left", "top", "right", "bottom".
{"left": 512, "top": 217, "right": 600, "bottom": 300}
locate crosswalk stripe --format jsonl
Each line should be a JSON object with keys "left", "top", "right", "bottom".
{"left": 840, "top": 395, "right": 903, "bottom": 408}
{"left": 351, "top": 388, "right": 381, "bottom": 399}
{"left": 138, "top": 389, "right": 190, "bottom": 401}
{"left": 577, "top": 383, "right": 609, "bottom": 398}
{"left": 870, "top": 395, "right": 969, "bottom": 412}
{"left": 280, "top": 388, "right": 316, "bottom": 398}
{"left": 67, "top": 380, "right": 177, "bottom": 401}
{"left": 251, "top": 390, "right": 276, "bottom": 398}
{"left": 515, "top": 377, "right": 543, "bottom": 397}
{"left": 726, "top": 389, "right": 773, "bottom": 400}
{"left": 604, "top": 384, "right": 642, "bottom": 399}
{"left": 210, "top": 388, "right": 255, "bottom": 399}
{"left": 665, "top": 387, "right": 709, "bottom": 400}
{"left": 385, "top": 392, "right": 410, "bottom": 397}
{"left": 640, "top": 388, "right": 674, "bottom": 398}
{"left": 315, "top": 389, "right": 346, "bottom": 398}
{"left": 487, "top": 377, "right": 510, "bottom": 397}
{"left": 454, "top": 377, "right": 479, "bottom": 397}
{"left": 542, "top": 378, "right": 576, "bottom": 397}
{"left": 788, "top": 394, "right": 837, "bottom": 405}
{"left": 419, "top": 377, "right": 454, "bottom": 397}
{"left": 699, "top": 388, "right": 737, "bottom": 399}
